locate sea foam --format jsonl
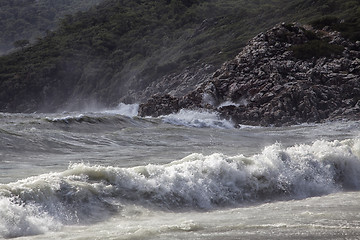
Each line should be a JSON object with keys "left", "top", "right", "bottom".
{"left": 0, "top": 196, "right": 61, "bottom": 238}
{"left": 101, "top": 103, "right": 139, "bottom": 117}
{"left": 1, "top": 138, "right": 360, "bottom": 238}
{"left": 160, "top": 109, "right": 234, "bottom": 129}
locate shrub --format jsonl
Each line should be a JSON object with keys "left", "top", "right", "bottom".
{"left": 310, "top": 16, "right": 339, "bottom": 30}
{"left": 310, "top": 15, "right": 360, "bottom": 41}
{"left": 290, "top": 39, "right": 344, "bottom": 60}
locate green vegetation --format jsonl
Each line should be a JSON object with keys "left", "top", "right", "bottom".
{"left": 290, "top": 40, "right": 344, "bottom": 60}
{"left": 0, "top": 0, "right": 360, "bottom": 112}
{"left": 0, "top": 0, "right": 103, "bottom": 54}
{"left": 291, "top": 3, "right": 360, "bottom": 60}
{"left": 310, "top": 16, "right": 360, "bottom": 41}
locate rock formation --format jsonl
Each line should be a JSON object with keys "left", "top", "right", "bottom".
{"left": 138, "top": 22, "right": 360, "bottom": 126}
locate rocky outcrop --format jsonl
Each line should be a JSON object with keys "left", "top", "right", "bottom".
{"left": 138, "top": 23, "right": 360, "bottom": 126}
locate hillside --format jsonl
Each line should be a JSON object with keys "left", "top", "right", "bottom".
{"left": 0, "top": 0, "right": 359, "bottom": 113}
{"left": 0, "top": 0, "right": 103, "bottom": 55}
{"left": 139, "top": 22, "right": 360, "bottom": 126}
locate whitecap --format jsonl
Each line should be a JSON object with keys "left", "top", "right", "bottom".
{"left": 160, "top": 109, "right": 234, "bottom": 129}
{"left": 101, "top": 103, "right": 139, "bottom": 117}
{"left": 1, "top": 138, "right": 360, "bottom": 238}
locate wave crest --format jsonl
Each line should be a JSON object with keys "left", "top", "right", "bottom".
{"left": 160, "top": 109, "right": 235, "bottom": 129}
{"left": 1, "top": 138, "right": 360, "bottom": 238}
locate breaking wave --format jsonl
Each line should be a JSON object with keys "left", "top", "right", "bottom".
{"left": 101, "top": 103, "right": 139, "bottom": 117}
{"left": 45, "top": 103, "right": 139, "bottom": 125}
{"left": 1, "top": 138, "right": 360, "bottom": 238}
{"left": 44, "top": 105, "right": 237, "bottom": 129}
{"left": 160, "top": 109, "right": 235, "bottom": 129}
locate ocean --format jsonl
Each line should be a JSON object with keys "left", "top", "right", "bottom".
{"left": 1, "top": 104, "right": 360, "bottom": 239}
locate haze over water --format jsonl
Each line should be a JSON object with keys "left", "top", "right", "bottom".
{"left": 1, "top": 104, "right": 360, "bottom": 239}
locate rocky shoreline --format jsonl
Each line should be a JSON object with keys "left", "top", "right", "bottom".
{"left": 138, "top": 23, "right": 360, "bottom": 126}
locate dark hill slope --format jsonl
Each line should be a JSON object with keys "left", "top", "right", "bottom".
{"left": 0, "top": 0, "right": 104, "bottom": 55}
{"left": 0, "top": 0, "right": 359, "bottom": 112}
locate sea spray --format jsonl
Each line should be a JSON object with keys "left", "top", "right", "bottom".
{"left": 160, "top": 109, "right": 235, "bottom": 129}
{"left": 0, "top": 196, "right": 61, "bottom": 238}
{"left": 44, "top": 107, "right": 240, "bottom": 129}
{"left": 1, "top": 138, "right": 360, "bottom": 238}
{"left": 102, "top": 103, "right": 139, "bottom": 117}
{"left": 0, "top": 172, "right": 121, "bottom": 238}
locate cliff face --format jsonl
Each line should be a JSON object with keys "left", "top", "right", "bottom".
{"left": 139, "top": 23, "right": 360, "bottom": 126}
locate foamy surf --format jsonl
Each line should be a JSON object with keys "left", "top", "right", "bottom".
{"left": 0, "top": 196, "right": 61, "bottom": 238}
{"left": 101, "top": 103, "right": 139, "bottom": 117}
{"left": 1, "top": 138, "right": 360, "bottom": 238}
{"left": 160, "top": 109, "right": 235, "bottom": 129}
{"left": 45, "top": 114, "right": 85, "bottom": 124}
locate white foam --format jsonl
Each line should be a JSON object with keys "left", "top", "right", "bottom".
{"left": 45, "top": 114, "right": 84, "bottom": 123}
{"left": 59, "top": 138, "right": 360, "bottom": 209}
{"left": 0, "top": 196, "right": 61, "bottom": 238}
{"left": 217, "top": 101, "right": 241, "bottom": 108}
{"left": 161, "top": 109, "right": 235, "bottom": 129}
{"left": 0, "top": 170, "right": 120, "bottom": 238}
{"left": 64, "top": 138, "right": 360, "bottom": 208}
{"left": 1, "top": 138, "right": 360, "bottom": 238}
{"left": 102, "top": 103, "right": 139, "bottom": 117}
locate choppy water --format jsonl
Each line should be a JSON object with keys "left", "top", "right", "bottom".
{"left": 0, "top": 104, "right": 360, "bottom": 239}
